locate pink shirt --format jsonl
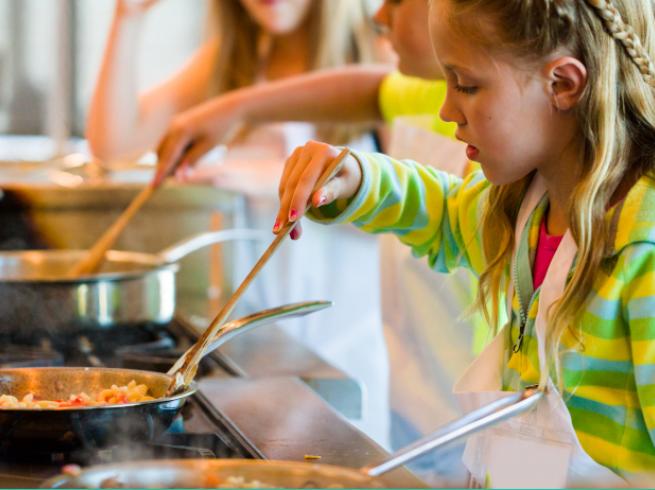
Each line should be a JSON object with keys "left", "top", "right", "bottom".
{"left": 533, "top": 217, "right": 564, "bottom": 290}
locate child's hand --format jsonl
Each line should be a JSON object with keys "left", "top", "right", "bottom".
{"left": 274, "top": 141, "right": 362, "bottom": 240}
{"left": 153, "top": 99, "right": 243, "bottom": 187}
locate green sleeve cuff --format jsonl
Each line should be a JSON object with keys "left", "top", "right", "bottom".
{"left": 308, "top": 149, "right": 373, "bottom": 224}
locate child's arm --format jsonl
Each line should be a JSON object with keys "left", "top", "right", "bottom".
{"left": 86, "top": 1, "right": 220, "bottom": 163}
{"left": 275, "top": 141, "right": 489, "bottom": 275}
{"left": 154, "top": 65, "right": 391, "bottom": 185}
{"left": 621, "top": 243, "right": 655, "bottom": 458}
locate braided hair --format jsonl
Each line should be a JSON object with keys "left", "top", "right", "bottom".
{"left": 584, "top": 0, "right": 655, "bottom": 86}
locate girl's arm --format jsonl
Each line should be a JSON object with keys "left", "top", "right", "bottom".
{"left": 274, "top": 141, "right": 489, "bottom": 275}
{"left": 621, "top": 244, "right": 655, "bottom": 458}
{"left": 86, "top": 1, "right": 219, "bottom": 162}
{"left": 154, "top": 65, "right": 390, "bottom": 185}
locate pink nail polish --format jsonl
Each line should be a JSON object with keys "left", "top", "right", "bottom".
{"left": 289, "top": 209, "right": 298, "bottom": 221}
{"left": 318, "top": 193, "right": 328, "bottom": 206}
{"left": 273, "top": 220, "right": 281, "bottom": 233}
{"left": 290, "top": 227, "right": 299, "bottom": 240}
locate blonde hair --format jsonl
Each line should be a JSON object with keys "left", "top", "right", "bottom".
{"left": 206, "top": 0, "right": 380, "bottom": 144}
{"left": 444, "top": 0, "right": 655, "bottom": 384}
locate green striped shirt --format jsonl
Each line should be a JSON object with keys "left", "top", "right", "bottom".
{"left": 312, "top": 150, "right": 655, "bottom": 477}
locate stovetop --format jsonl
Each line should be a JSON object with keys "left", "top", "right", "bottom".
{"left": 0, "top": 318, "right": 261, "bottom": 488}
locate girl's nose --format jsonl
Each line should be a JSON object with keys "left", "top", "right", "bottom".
{"left": 439, "top": 89, "right": 465, "bottom": 126}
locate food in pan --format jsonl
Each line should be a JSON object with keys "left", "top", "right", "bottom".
{"left": 0, "top": 380, "right": 153, "bottom": 409}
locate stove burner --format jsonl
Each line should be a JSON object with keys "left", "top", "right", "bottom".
{"left": 0, "top": 346, "right": 63, "bottom": 368}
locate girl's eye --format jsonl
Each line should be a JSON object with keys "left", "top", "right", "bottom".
{"left": 455, "top": 84, "right": 478, "bottom": 95}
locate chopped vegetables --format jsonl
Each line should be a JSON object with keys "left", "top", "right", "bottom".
{"left": 0, "top": 380, "right": 153, "bottom": 409}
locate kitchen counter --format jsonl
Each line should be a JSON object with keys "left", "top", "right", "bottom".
{"left": 199, "top": 376, "right": 429, "bottom": 488}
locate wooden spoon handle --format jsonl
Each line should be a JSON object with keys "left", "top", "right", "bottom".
{"left": 68, "top": 185, "right": 155, "bottom": 277}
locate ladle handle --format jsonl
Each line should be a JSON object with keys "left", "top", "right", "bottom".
{"left": 363, "top": 388, "right": 543, "bottom": 478}
{"left": 158, "top": 229, "right": 268, "bottom": 263}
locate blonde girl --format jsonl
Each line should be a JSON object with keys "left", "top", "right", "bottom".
{"left": 86, "top": 0, "right": 380, "bottom": 165}
{"left": 274, "top": 0, "right": 655, "bottom": 485}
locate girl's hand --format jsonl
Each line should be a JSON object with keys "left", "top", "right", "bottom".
{"left": 116, "top": 0, "right": 159, "bottom": 17}
{"left": 153, "top": 99, "right": 243, "bottom": 187}
{"left": 274, "top": 141, "right": 362, "bottom": 240}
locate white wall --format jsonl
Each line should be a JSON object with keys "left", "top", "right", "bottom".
{"left": 0, "top": 0, "right": 205, "bottom": 137}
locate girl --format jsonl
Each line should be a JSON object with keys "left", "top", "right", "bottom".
{"left": 274, "top": 0, "right": 655, "bottom": 485}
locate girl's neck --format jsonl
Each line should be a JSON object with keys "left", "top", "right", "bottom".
{"left": 539, "top": 141, "right": 640, "bottom": 236}
{"left": 263, "top": 23, "right": 312, "bottom": 81}
{"left": 537, "top": 138, "right": 584, "bottom": 236}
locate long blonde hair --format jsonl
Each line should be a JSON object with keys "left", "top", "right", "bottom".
{"left": 205, "top": 0, "right": 380, "bottom": 144}
{"left": 445, "top": 0, "right": 655, "bottom": 382}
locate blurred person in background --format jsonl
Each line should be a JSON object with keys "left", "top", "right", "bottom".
{"left": 86, "top": 0, "right": 392, "bottom": 447}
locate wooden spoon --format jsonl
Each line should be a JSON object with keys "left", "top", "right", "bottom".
{"left": 67, "top": 184, "right": 155, "bottom": 277}
{"left": 166, "top": 148, "right": 351, "bottom": 394}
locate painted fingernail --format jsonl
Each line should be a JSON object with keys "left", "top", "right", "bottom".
{"left": 317, "top": 193, "right": 328, "bottom": 206}
{"left": 290, "top": 227, "right": 299, "bottom": 240}
{"left": 289, "top": 209, "right": 298, "bottom": 221}
{"left": 273, "top": 220, "right": 281, "bottom": 233}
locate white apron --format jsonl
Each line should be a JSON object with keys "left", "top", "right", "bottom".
{"left": 454, "top": 174, "right": 627, "bottom": 488}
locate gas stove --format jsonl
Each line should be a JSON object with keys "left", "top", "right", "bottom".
{"left": 0, "top": 318, "right": 261, "bottom": 488}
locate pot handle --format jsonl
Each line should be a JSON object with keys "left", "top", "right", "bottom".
{"left": 157, "top": 229, "right": 268, "bottom": 264}
{"left": 362, "top": 387, "right": 544, "bottom": 478}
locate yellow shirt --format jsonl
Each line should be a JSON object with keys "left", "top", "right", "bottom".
{"left": 378, "top": 72, "right": 457, "bottom": 138}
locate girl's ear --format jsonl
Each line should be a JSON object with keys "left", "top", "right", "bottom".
{"left": 544, "top": 56, "right": 588, "bottom": 111}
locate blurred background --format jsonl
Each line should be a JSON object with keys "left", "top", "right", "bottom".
{"left": 0, "top": 0, "right": 204, "bottom": 157}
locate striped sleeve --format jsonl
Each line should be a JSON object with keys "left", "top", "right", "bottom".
{"left": 310, "top": 150, "right": 490, "bottom": 275}
{"left": 622, "top": 242, "right": 655, "bottom": 452}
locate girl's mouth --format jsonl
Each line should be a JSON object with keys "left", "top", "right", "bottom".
{"left": 466, "top": 144, "right": 480, "bottom": 160}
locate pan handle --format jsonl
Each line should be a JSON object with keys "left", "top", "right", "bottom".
{"left": 157, "top": 229, "right": 268, "bottom": 264}
{"left": 363, "top": 387, "right": 544, "bottom": 478}
{"left": 166, "top": 300, "right": 332, "bottom": 376}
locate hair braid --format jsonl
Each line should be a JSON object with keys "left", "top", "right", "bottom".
{"left": 584, "top": 0, "right": 655, "bottom": 86}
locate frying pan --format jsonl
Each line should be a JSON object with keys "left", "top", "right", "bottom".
{"left": 0, "top": 299, "right": 331, "bottom": 451}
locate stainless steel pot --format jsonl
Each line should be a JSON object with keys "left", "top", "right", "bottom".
{"left": 42, "top": 388, "right": 544, "bottom": 488}
{"left": 0, "top": 229, "right": 266, "bottom": 336}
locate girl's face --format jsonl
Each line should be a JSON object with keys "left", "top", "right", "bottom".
{"left": 374, "top": 0, "right": 441, "bottom": 79}
{"left": 239, "top": 0, "right": 313, "bottom": 35}
{"left": 430, "top": 0, "right": 570, "bottom": 185}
